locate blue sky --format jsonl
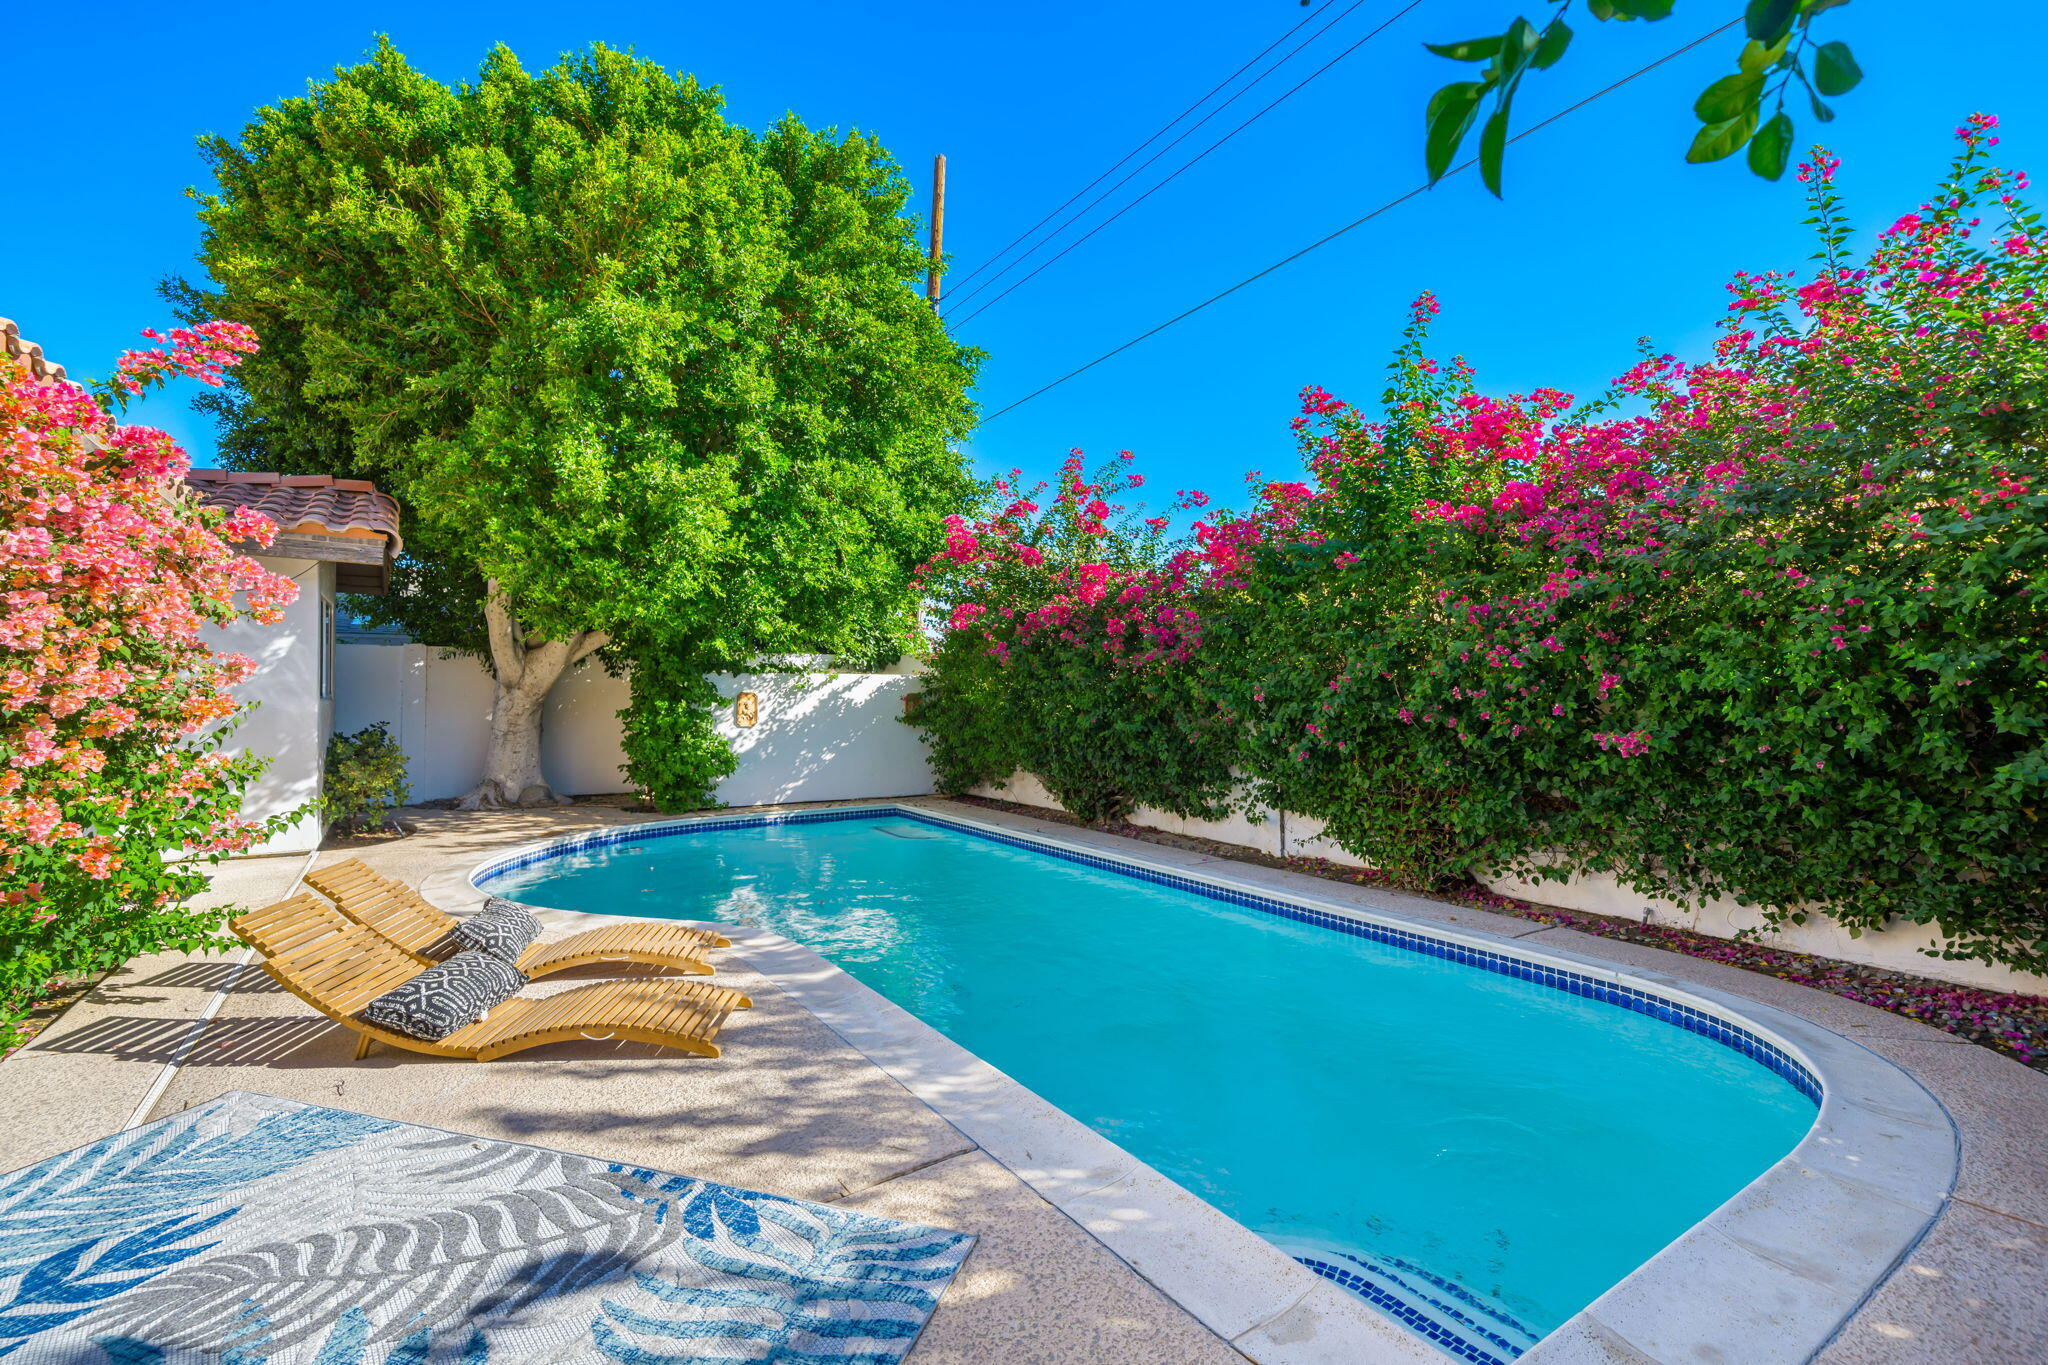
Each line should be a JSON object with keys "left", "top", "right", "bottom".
{"left": 2, "top": 1, "right": 2035, "bottom": 510}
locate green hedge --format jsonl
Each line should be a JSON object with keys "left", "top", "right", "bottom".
{"left": 911, "top": 126, "right": 2047, "bottom": 977}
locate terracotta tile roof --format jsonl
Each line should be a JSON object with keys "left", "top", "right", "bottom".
{"left": 1, "top": 317, "right": 66, "bottom": 383}
{"left": 4, "top": 320, "right": 404, "bottom": 590}
{"left": 184, "top": 470, "right": 403, "bottom": 552}
{"left": 184, "top": 470, "right": 403, "bottom": 594}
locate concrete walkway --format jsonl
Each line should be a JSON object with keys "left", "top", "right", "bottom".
{"left": 2, "top": 801, "right": 2043, "bottom": 1363}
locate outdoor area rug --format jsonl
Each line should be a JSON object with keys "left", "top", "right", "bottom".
{"left": 0, "top": 1090, "right": 975, "bottom": 1363}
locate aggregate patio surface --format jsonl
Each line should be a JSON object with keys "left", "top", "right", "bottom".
{"left": 0, "top": 799, "right": 2042, "bottom": 1364}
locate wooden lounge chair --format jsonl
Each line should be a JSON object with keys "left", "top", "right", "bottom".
{"left": 305, "top": 858, "right": 729, "bottom": 979}
{"left": 230, "top": 894, "right": 750, "bottom": 1061}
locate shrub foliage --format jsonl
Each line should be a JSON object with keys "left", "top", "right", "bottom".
{"left": 911, "top": 122, "right": 2048, "bottom": 976}
{"left": 323, "top": 724, "right": 412, "bottom": 834}
{"left": 1, "top": 325, "right": 298, "bottom": 1040}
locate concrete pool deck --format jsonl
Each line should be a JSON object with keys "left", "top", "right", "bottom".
{"left": 1, "top": 798, "right": 2042, "bottom": 1363}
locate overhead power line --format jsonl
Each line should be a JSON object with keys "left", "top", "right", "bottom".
{"left": 945, "top": 0, "right": 1386, "bottom": 315}
{"left": 949, "top": 0, "right": 1426, "bottom": 328}
{"left": 972, "top": 22, "right": 1743, "bottom": 427}
{"left": 951, "top": 0, "right": 1351, "bottom": 294}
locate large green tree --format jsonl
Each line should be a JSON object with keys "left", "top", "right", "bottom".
{"left": 181, "top": 40, "right": 978, "bottom": 806}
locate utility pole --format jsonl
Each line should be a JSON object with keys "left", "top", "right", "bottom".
{"left": 927, "top": 153, "right": 946, "bottom": 309}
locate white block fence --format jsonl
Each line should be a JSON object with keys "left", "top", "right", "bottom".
{"left": 333, "top": 643, "right": 935, "bottom": 808}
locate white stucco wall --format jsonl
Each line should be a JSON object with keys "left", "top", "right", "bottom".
{"left": 969, "top": 770, "right": 2048, "bottom": 996}
{"left": 209, "top": 556, "right": 332, "bottom": 856}
{"left": 333, "top": 644, "right": 936, "bottom": 807}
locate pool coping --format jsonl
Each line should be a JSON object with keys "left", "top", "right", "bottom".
{"left": 443, "top": 798, "right": 1959, "bottom": 1365}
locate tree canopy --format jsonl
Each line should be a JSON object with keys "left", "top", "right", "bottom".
{"left": 181, "top": 40, "right": 979, "bottom": 804}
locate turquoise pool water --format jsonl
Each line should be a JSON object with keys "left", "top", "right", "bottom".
{"left": 483, "top": 812, "right": 1816, "bottom": 1355}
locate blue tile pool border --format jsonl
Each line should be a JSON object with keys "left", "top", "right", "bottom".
{"left": 473, "top": 803, "right": 1825, "bottom": 1108}
{"left": 1294, "top": 1256, "right": 1519, "bottom": 1365}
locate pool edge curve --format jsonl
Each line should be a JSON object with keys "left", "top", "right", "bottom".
{"left": 452, "top": 799, "right": 1959, "bottom": 1365}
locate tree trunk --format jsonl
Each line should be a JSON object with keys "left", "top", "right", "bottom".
{"left": 459, "top": 580, "right": 605, "bottom": 809}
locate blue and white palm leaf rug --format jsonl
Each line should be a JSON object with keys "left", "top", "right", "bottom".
{"left": 0, "top": 1091, "right": 974, "bottom": 1364}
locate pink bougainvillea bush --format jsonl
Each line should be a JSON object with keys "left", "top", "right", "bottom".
{"left": 910, "top": 449, "right": 1239, "bottom": 823}
{"left": 914, "top": 119, "right": 2048, "bottom": 981}
{"left": 1, "top": 322, "right": 295, "bottom": 1041}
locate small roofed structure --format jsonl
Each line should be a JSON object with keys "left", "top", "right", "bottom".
{"left": 184, "top": 470, "right": 403, "bottom": 595}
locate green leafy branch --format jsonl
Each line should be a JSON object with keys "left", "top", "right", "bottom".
{"left": 1421, "top": 0, "right": 1861, "bottom": 194}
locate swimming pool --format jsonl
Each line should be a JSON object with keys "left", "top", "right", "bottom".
{"left": 479, "top": 807, "right": 1820, "bottom": 1361}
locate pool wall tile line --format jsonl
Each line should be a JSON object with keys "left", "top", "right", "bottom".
{"left": 466, "top": 799, "right": 1960, "bottom": 1365}
{"left": 1295, "top": 1257, "right": 1522, "bottom": 1365}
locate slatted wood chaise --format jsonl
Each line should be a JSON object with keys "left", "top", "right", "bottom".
{"left": 306, "top": 858, "right": 729, "bottom": 979}
{"left": 231, "top": 895, "right": 750, "bottom": 1061}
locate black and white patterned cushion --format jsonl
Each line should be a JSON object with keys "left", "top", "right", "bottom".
{"left": 451, "top": 898, "right": 543, "bottom": 961}
{"left": 357, "top": 951, "right": 528, "bottom": 1041}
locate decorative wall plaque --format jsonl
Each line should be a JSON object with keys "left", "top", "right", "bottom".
{"left": 734, "top": 691, "right": 759, "bottom": 728}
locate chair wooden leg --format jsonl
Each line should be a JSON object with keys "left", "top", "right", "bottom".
{"left": 353, "top": 1032, "right": 374, "bottom": 1060}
